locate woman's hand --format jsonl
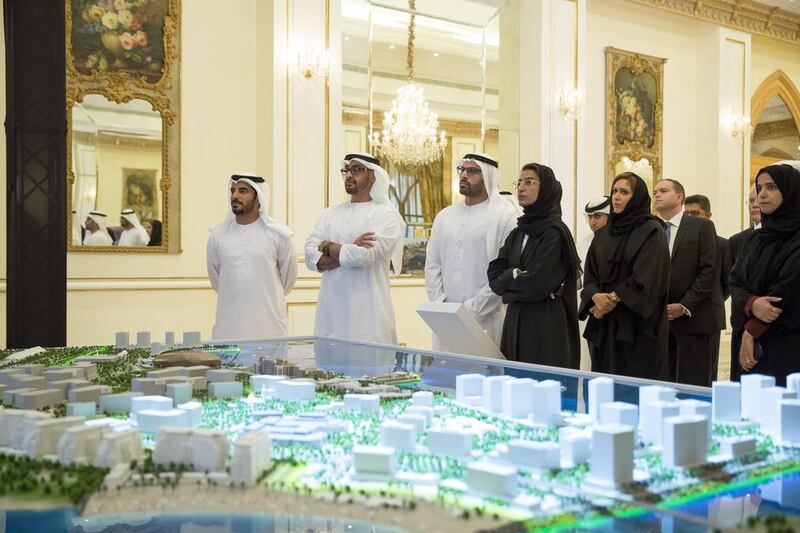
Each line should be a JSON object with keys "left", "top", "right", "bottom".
{"left": 739, "top": 330, "right": 757, "bottom": 372}
{"left": 751, "top": 296, "right": 783, "bottom": 323}
{"left": 592, "top": 293, "right": 618, "bottom": 314}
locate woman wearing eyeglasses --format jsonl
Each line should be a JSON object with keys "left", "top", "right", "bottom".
{"left": 579, "top": 172, "right": 670, "bottom": 380}
{"left": 488, "top": 163, "right": 581, "bottom": 368}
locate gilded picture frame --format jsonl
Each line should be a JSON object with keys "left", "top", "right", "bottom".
{"left": 65, "top": 0, "right": 181, "bottom": 253}
{"left": 605, "top": 47, "right": 666, "bottom": 191}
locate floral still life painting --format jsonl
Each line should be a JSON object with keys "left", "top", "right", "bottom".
{"left": 614, "top": 68, "right": 657, "bottom": 148}
{"left": 71, "top": 0, "right": 168, "bottom": 83}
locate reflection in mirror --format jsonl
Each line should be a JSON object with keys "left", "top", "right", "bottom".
{"left": 341, "top": 0, "right": 517, "bottom": 275}
{"left": 71, "top": 94, "right": 163, "bottom": 248}
{"left": 751, "top": 95, "right": 800, "bottom": 184}
{"left": 614, "top": 156, "right": 654, "bottom": 186}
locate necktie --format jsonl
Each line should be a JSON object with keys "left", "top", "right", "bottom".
{"left": 665, "top": 222, "right": 672, "bottom": 245}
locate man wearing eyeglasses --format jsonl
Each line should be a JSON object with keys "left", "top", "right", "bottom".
{"left": 305, "top": 153, "right": 406, "bottom": 344}
{"left": 424, "top": 153, "right": 518, "bottom": 351}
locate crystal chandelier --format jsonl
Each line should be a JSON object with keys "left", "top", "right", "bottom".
{"left": 370, "top": 0, "right": 447, "bottom": 166}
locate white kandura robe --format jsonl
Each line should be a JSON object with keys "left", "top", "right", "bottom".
{"left": 83, "top": 229, "right": 113, "bottom": 246}
{"left": 118, "top": 227, "right": 149, "bottom": 246}
{"left": 425, "top": 198, "right": 518, "bottom": 350}
{"left": 207, "top": 219, "right": 298, "bottom": 340}
{"left": 305, "top": 200, "right": 404, "bottom": 344}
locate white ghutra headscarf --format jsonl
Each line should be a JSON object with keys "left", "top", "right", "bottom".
{"left": 341, "top": 153, "right": 406, "bottom": 275}
{"left": 228, "top": 172, "right": 292, "bottom": 238}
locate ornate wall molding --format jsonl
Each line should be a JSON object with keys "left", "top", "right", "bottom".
{"left": 626, "top": 0, "right": 800, "bottom": 45}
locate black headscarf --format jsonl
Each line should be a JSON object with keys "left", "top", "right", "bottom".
{"left": 737, "top": 164, "right": 800, "bottom": 296}
{"left": 608, "top": 172, "right": 661, "bottom": 236}
{"left": 516, "top": 163, "right": 581, "bottom": 279}
{"left": 148, "top": 220, "right": 162, "bottom": 246}
{"left": 758, "top": 164, "right": 800, "bottom": 242}
{"left": 606, "top": 172, "right": 663, "bottom": 277}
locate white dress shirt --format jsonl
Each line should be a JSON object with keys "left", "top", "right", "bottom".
{"left": 661, "top": 210, "right": 684, "bottom": 257}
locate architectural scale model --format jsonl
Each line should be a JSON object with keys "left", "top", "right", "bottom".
{"left": 0, "top": 334, "right": 799, "bottom": 531}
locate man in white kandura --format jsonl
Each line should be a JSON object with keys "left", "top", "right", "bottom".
{"left": 424, "top": 153, "right": 518, "bottom": 350}
{"left": 305, "top": 153, "right": 406, "bottom": 344}
{"left": 118, "top": 209, "right": 150, "bottom": 246}
{"left": 576, "top": 196, "right": 611, "bottom": 266}
{"left": 207, "top": 173, "right": 297, "bottom": 340}
{"left": 576, "top": 196, "right": 611, "bottom": 371}
{"left": 82, "top": 211, "right": 113, "bottom": 246}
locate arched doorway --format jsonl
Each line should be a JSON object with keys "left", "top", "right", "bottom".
{"left": 750, "top": 70, "right": 800, "bottom": 183}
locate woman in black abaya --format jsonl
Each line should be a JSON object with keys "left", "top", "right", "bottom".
{"left": 579, "top": 172, "right": 670, "bottom": 380}
{"left": 488, "top": 163, "right": 581, "bottom": 368}
{"left": 731, "top": 163, "right": 800, "bottom": 386}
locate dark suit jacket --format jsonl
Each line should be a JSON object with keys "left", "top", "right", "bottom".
{"left": 668, "top": 215, "right": 718, "bottom": 335}
{"left": 728, "top": 227, "right": 755, "bottom": 269}
{"left": 712, "top": 235, "right": 731, "bottom": 330}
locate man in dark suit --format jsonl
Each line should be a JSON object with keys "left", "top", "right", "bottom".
{"left": 684, "top": 194, "right": 731, "bottom": 382}
{"left": 654, "top": 179, "right": 717, "bottom": 386}
{"left": 726, "top": 185, "right": 761, "bottom": 380}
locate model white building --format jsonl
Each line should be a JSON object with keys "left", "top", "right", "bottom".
{"left": 166, "top": 383, "right": 192, "bottom": 404}
{"left": 397, "top": 412, "right": 427, "bottom": 432}
{"left": 352, "top": 445, "right": 395, "bottom": 476}
{"left": 712, "top": 381, "right": 741, "bottom": 422}
{"left": 131, "top": 395, "right": 173, "bottom": 416}
{"left": 483, "top": 376, "right": 513, "bottom": 413}
{"left": 559, "top": 427, "right": 591, "bottom": 467}
{"left": 177, "top": 401, "right": 203, "bottom": 427}
{"left": 405, "top": 405, "right": 433, "bottom": 425}
{"left": 501, "top": 378, "right": 536, "bottom": 419}
{"left": 411, "top": 390, "right": 434, "bottom": 407}
{"left": 230, "top": 430, "right": 272, "bottom": 486}
{"left": 778, "top": 399, "right": 800, "bottom": 445}
{"left": 679, "top": 399, "right": 713, "bottom": 439}
{"left": 740, "top": 374, "right": 776, "bottom": 422}
{"left": 100, "top": 392, "right": 143, "bottom": 414}
{"left": 640, "top": 400, "right": 679, "bottom": 446}
{"left": 638, "top": 385, "right": 676, "bottom": 413}
{"left": 343, "top": 393, "right": 380, "bottom": 413}
{"left": 23, "top": 416, "right": 86, "bottom": 458}
{"left": 0, "top": 409, "right": 51, "bottom": 447}
{"left": 531, "top": 380, "right": 562, "bottom": 425}
{"left": 787, "top": 373, "right": 800, "bottom": 397}
{"left": 152, "top": 426, "right": 229, "bottom": 472}
{"left": 762, "top": 386, "right": 794, "bottom": 437}
{"left": 379, "top": 420, "right": 416, "bottom": 451}
{"left": 590, "top": 423, "right": 635, "bottom": 487}
{"left": 137, "top": 408, "right": 189, "bottom": 434}
{"left": 600, "top": 402, "right": 639, "bottom": 429}
{"left": 208, "top": 381, "right": 243, "bottom": 399}
{"left": 274, "top": 380, "right": 315, "bottom": 402}
{"left": 465, "top": 461, "right": 517, "bottom": 496}
{"left": 507, "top": 439, "right": 559, "bottom": 469}
{"left": 455, "top": 373, "right": 484, "bottom": 405}
{"left": 588, "top": 377, "right": 614, "bottom": 423}
{"left": 719, "top": 436, "right": 757, "bottom": 458}
{"left": 94, "top": 428, "right": 144, "bottom": 468}
{"left": 662, "top": 414, "right": 708, "bottom": 468}
{"left": 428, "top": 427, "right": 473, "bottom": 457}
{"left": 58, "top": 424, "right": 112, "bottom": 466}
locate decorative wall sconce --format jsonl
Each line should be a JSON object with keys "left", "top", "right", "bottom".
{"left": 558, "top": 88, "right": 584, "bottom": 118}
{"left": 729, "top": 114, "right": 751, "bottom": 139}
{"left": 293, "top": 48, "right": 331, "bottom": 81}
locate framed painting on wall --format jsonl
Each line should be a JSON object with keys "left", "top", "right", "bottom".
{"left": 69, "top": 0, "right": 172, "bottom": 85}
{"left": 122, "top": 167, "right": 159, "bottom": 223}
{"left": 605, "top": 47, "right": 666, "bottom": 191}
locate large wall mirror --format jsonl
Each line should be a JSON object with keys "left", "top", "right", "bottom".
{"left": 341, "top": 0, "right": 519, "bottom": 275}
{"left": 66, "top": 0, "right": 180, "bottom": 253}
{"left": 70, "top": 94, "right": 165, "bottom": 248}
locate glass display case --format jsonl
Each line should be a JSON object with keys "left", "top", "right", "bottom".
{"left": 1, "top": 336, "right": 798, "bottom": 532}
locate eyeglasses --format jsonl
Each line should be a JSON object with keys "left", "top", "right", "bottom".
{"left": 456, "top": 166, "right": 482, "bottom": 177}
{"left": 515, "top": 178, "right": 540, "bottom": 189}
{"left": 340, "top": 165, "right": 369, "bottom": 176}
